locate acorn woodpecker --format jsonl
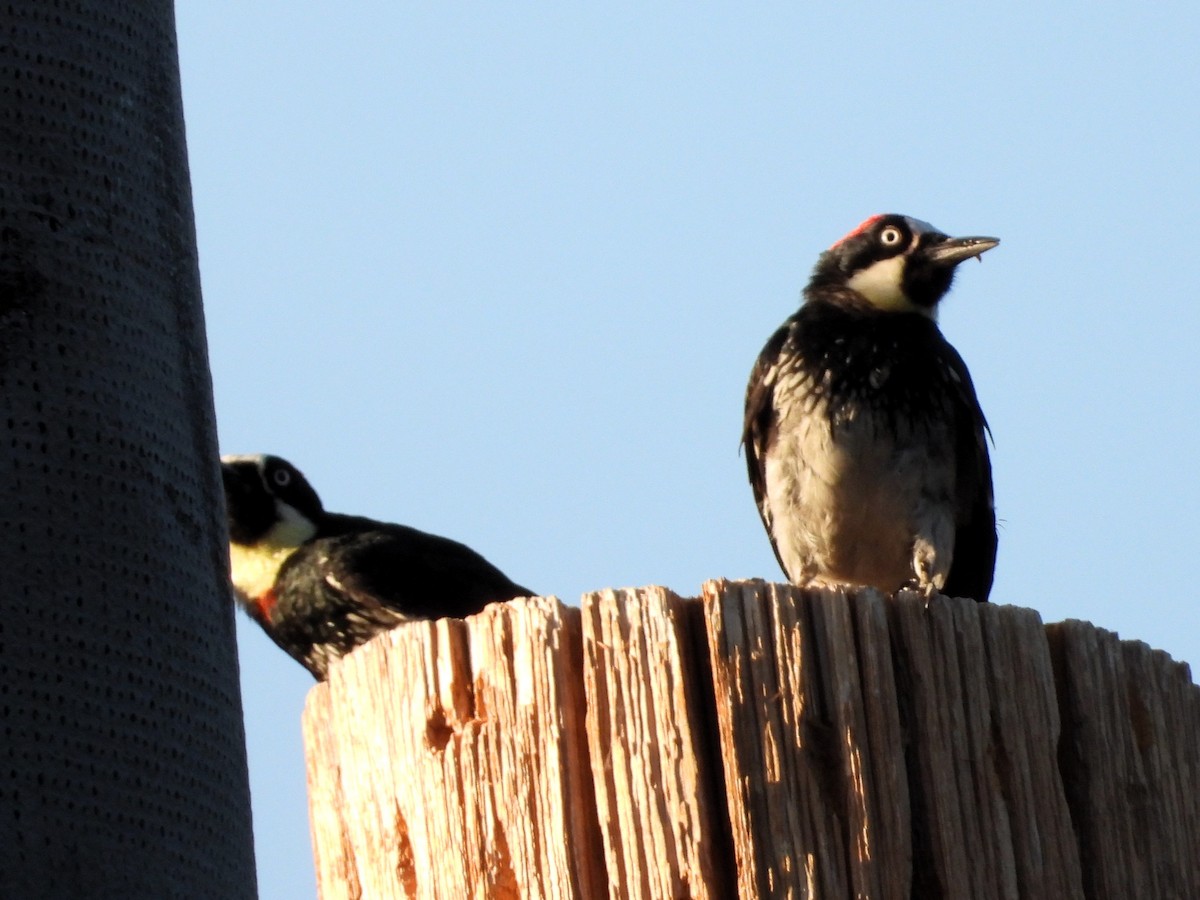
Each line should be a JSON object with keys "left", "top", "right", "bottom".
{"left": 742, "top": 214, "right": 998, "bottom": 601}
{"left": 221, "top": 454, "right": 534, "bottom": 679}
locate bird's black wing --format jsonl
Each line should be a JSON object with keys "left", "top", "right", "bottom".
{"left": 939, "top": 343, "right": 997, "bottom": 602}
{"left": 317, "top": 520, "right": 534, "bottom": 621}
{"left": 742, "top": 323, "right": 793, "bottom": 578}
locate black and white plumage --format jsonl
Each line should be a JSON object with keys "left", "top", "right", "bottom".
{"left": 742, "top": 214, "right": 998, "bottom": 601}
{"left": 221, "top": 454, "right": 533, "bottom": 679}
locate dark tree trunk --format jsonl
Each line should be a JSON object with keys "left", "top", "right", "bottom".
{"left": 0, "top": 2, "right": 257, "bottom": 896}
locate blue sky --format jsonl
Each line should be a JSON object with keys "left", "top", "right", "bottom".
{"left": 177, "top": 5, "right": 1200, "bottom": 897}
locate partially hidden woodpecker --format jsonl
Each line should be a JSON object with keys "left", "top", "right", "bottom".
{"left": 742, "top": 214, "right": 998, "bottom": 601}
{"left": 221, "top": 453, "right": 534, "bottom": 679}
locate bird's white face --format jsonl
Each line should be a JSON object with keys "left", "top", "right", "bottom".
{"left": 223, "top": 454, "right": 320, "bottom": 602}
{"left": 843, "top": 216, "right": 940, "bottom": 318}
{"left": 254, "top": 498, "right": 318, "bottom": 549}
{"left": 229, "top": 542, "right": 293, "bottom": 604}
{"left": 227, "top": 503, "right": 316, "bottom": 602}
{"left": 846, "top": 253, "right": 917, "bottom": 314}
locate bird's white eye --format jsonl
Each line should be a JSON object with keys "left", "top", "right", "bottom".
{"left": 879, "top": 226, "right": 904, "bottom": 246}
{"left": 272, "top": 468, "right": 292, "bottom": 487}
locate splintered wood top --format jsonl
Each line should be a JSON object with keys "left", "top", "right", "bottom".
{"left": 303, "top": 584, "right": 1200, "bottom": 900}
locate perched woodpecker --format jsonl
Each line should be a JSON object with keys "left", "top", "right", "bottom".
{"left": 742, "top": 214, "right": 998, "bottom": 601}
{"left": 221, "top": 454, "right": 534, "bottom": 679}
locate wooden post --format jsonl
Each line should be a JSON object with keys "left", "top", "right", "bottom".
{"left": 303, "top": 582, "right": 1200, "bottom": 899}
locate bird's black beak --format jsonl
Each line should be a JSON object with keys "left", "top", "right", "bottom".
{"left": 926, "top": 235, "right": 1000, "bottom": 267}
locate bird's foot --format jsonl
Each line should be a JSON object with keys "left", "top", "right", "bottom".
{"left": 899, "top": 578, "right": 941, "bottom": 607}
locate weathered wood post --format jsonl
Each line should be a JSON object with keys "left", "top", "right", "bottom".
{"left": 304, "top": 582, "right": 1200, "bottom": 899}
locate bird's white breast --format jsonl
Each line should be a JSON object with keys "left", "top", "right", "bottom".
{"left": 764, "top": 380, "right": 955, "bottom": 591}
